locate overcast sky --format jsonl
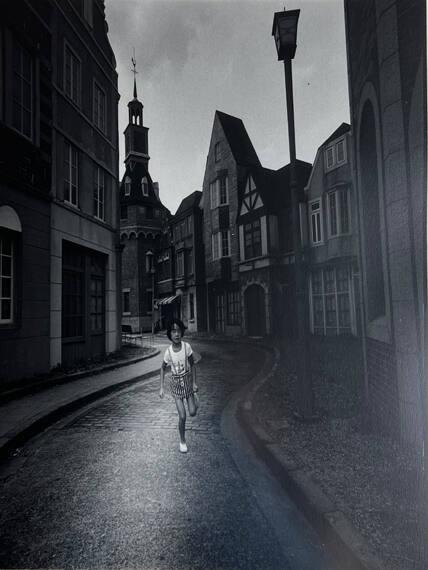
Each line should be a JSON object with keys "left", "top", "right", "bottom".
{"left": 105, "top": 0, "right": 350, "bottom": 214}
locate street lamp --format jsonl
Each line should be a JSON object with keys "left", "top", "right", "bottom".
{"left": 272, "top": 8, "right": 314, "bottom": 420}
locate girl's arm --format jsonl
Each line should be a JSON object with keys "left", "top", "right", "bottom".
{"left": 189, "top": 354, "right": 198, "bottom": 392}
{"left": 159, "top": 361, "right": 167, "bottom": 398}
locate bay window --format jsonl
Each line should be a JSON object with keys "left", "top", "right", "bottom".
{"left": 310, "top": 200, "right": 322, "bottom": 244}
{"left": 310, "top": 266, "right": 354, "bottom": 335}
{"left": 328, "top": 188, "right": 351, "bottom": 237}
{"left": 244, "top": 219, "right": 261, "bottom": 259}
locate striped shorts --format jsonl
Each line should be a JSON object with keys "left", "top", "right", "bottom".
{"left": 170, "top": 372, "right": 194, "bottom": 399}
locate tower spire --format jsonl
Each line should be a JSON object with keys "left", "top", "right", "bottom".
{"left": 131, "top": 49, "right": 138, "bottom": 100}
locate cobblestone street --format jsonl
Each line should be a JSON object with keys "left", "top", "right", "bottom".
{"left": 0, "top": 340, "right": 330, "bottom": 569}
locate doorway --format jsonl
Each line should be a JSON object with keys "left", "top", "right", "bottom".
{"left": 245, "top": 284, "right": 266, "bottom": 337}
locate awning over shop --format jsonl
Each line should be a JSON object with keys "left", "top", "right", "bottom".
{"left": 157, "top": 295, "right": 178, "bottom": 305}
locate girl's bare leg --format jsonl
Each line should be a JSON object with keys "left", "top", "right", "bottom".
{"left": 174, "top": 397, "right": 187, "bottom": 443}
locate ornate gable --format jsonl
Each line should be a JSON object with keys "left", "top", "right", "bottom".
{"left": 240, "top": 175, "right": 264, "bottom": 215}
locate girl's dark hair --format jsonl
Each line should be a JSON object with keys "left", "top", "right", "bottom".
{"left": 166, "top": 318, "right": 186, "bottom": 340}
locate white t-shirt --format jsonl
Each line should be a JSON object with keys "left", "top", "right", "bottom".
{"left": 163, "top": 341, "right": 193, "bottom": 376}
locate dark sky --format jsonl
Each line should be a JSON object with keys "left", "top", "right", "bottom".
{"left": 105, "top": 0, "right": 350, "bottom": 213}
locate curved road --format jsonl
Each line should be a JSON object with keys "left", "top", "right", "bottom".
{"left": 0, "top": 340, "right": 333, "bottom": 569}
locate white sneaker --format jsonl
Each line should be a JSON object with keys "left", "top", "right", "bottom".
{"left": 179, "top": 442, "right": 188, "bottom": 453}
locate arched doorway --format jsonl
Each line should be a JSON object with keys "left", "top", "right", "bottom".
{"left": 245, "top": 284, "right": 266, "bottom": 337}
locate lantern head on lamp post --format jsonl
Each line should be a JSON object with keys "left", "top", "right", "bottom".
{"left": 272, "top": 9, "right": 300, "bottom": 61}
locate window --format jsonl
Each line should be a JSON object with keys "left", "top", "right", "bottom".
{"left": 64, "top": 44, "right": 81, "bottom": 106}
{"left": 123, "top": 289, "right": 130, "bottom": 314}
{"left": 62, "top": 248, "right": 84, "bottom": 338}
{"left": 219, "top": 176, "right": 229, "bottom": 205}
{"left": 325, "top": 137, "right": 347, "bottom": 171}
{"left": 328, "top": 188, "right": 351, "bottom": 237}
{"left": 141, "top": 177, "right": 148, "bottom": 196}
{"left": 93, "top": 81, "right": 106, "bottom": 133}
{"left": 215, "top": 293, "right": 225, "bottom": 332}
{"left": 189, "top": 293, "right": 195, "bottom": 320}
{"left": 176, "top": 250, "right": 184, "bottom": 277}
{"left": 214, "top": 141, "right": 220, "bottom": 162}
{"left": 90, "top": 274, "right": 104, "bottom": 332}
{"left": 337, "top": 140, "right": 345, "bottom": 163}
{"left": 212, "top": 231, "right": 230, "bottom": 259}
{"left": 310, "top": 266, "right": 354, "bottom": 335}
{"left": 62, "top": 245, "right": 106, "bottom": 339}
{"left": 227, "top": 291, "right": 240, "bottom": 325}
{"left": 0, "top": 232, "right": 14, "bottom": 324}
{"left": 210, "top": 181, "right": 218, "bottom": 209}
{"left": 187, "top": 248, "right": 194, "bottom": 275}
{"left": 12, "top": 39, "right": 33, "bottom": 139}
{"left": 212, "top": 233, "right": 219, "bottom": 260}
{"left": 310, "top": 201, "right": 322, "bottom": 244}
{"left": 124, "top": 177, "right": 131, "bottom": 196}
{"left": 326, "top": 147, "right": 334, "bottom": 169}
{"left": 146, "top": 252, "right": 153, "bottom": 273}
{"left": 329, "top": 192, "right": 338, "bottom": 236}
{"left": 64, "top": 141, "right": 79, "bottom": 206}
{"left": 244, "top": 219, "right": 261, "bottom": 259}
{"left": 93, "top": 166, "right": 105, "bottom": 220}
{"left": 221, "top": 230, "right": 230, "bottom": 257}
{"left": 210, "top": 176, "right": 228, "bottom": 208}
{"left": 120, "top": 205, "right": 128, "bottom": 220}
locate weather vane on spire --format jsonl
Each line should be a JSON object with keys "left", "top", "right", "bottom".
{"left": 131, "top": 48, "right": 138, "bottom": 99}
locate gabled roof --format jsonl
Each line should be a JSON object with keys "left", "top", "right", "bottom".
{"left": 174, "top": 191, "right": 202, "bottom": 218}
{"left": 321, "top": 122, "right": 350, "bottom": 147}
{"left": 216, "top": 111, "right": 261, "bottom": 167}
{"left": 239, "top": 160, "right": 312, "bottom": 216}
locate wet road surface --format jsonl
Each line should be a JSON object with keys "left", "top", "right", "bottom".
{"left": 0, "top": 341, "right": 332, "bottom": 569}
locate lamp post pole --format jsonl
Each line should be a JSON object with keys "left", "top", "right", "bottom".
{"left": 273, "top": 9, "right": 314, "bottom": 419}
{"left": 284, "top": 58, "right": 313, "bottom": 419}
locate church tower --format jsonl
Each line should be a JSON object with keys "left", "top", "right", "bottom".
{"left": 119, "top": 56, "right": 170, "bottom": 334}
{"left": 123, "top": 57, "right": 150, "bottom": 170}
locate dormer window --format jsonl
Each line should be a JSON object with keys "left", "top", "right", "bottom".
{"left": 325, "top": 137, "right": 347, "bottom": 171}
{"left": 142, "top": 177, "right": 149, "bottom": 196}
{"left": 124, "top": 177, "right": 131, "bottom": 196}
{"left": 214, "top": 142, "right": 220, "bottom": 162}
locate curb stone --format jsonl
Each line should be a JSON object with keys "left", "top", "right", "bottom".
{"left": 235, "top": 343, "right": 385, "bottom": 570}
{"left": 0, "top": 350, "right": 161, "bottom": 463}
{"left": 0, "top": 348, "right": 160, "bottom": 404}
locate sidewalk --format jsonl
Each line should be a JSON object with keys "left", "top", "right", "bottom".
{"left": 0, "top": 344, "right": 163, "bottom": 461}
{"left": 240, "top": 342, "right": 421, "bottom": 570}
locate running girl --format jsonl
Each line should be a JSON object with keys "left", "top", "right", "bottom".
{"left": 159, "top": 319, "right": 199, "bottom": 453}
